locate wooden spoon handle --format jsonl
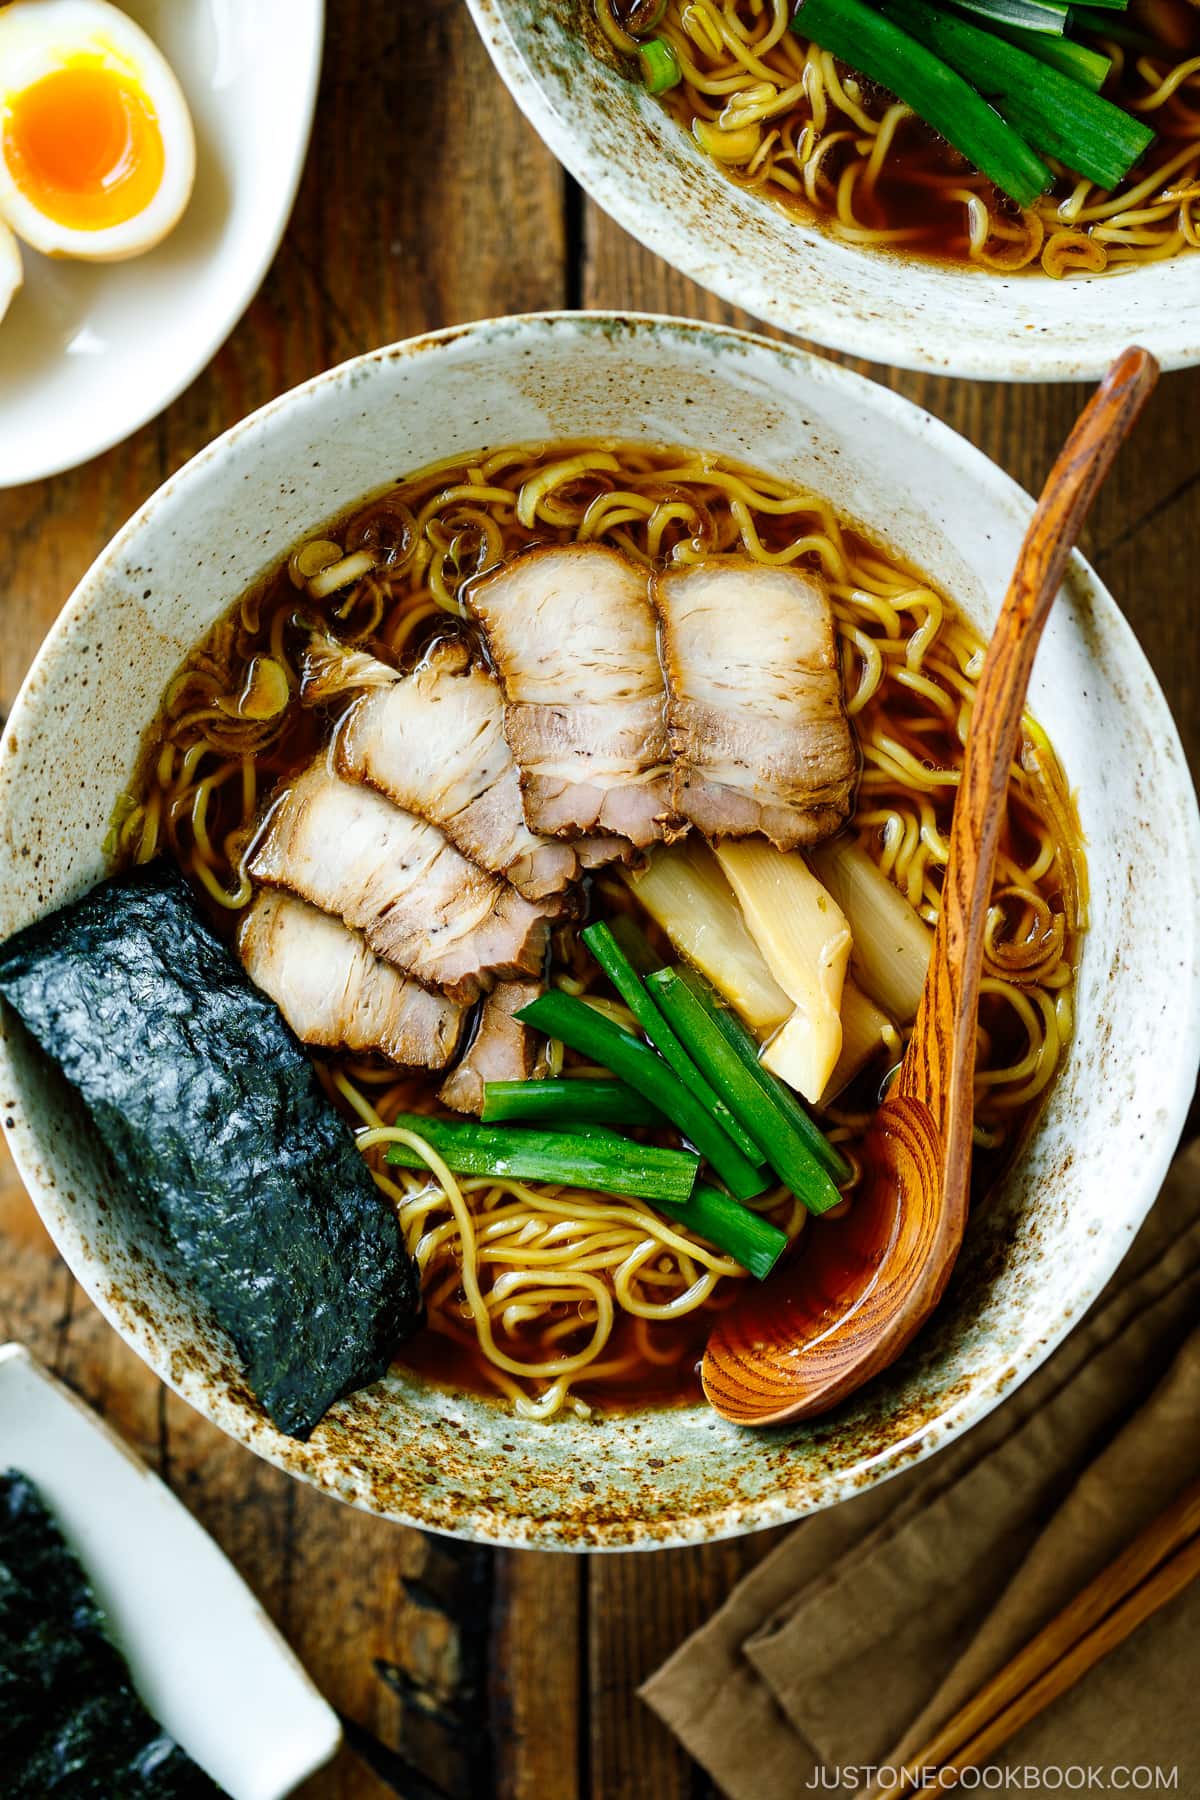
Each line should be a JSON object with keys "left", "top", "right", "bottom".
{"left": 900, "top": 348, "right": 1159, "bottom": 1186}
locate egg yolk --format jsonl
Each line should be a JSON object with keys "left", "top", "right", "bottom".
{"left": 2, "top": 59, "right": 164, "bottom": 232}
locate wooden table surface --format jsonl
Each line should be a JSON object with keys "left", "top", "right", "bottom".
{"left": 1, "top": 4, "right": 1197, "bottom": 1796}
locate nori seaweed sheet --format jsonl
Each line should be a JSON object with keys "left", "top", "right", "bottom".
{"left": 0, "top": 1469, "right": 226, "bottom": 1797}
{"left": 0, "top": 862, "right": 421, "bottom": 1438}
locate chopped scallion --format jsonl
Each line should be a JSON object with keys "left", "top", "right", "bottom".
{"left": 639, "top": 35, "right": 682, "bottom": 92}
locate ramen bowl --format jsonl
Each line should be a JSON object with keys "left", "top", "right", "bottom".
{"left": 466, "top": 0, "right": 1200, "bottom": 380}
{"left": 1, "top": 313, "right": 1197, "bottom": 1548}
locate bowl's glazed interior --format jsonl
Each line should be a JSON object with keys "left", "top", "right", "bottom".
{"left": 1, "top": 314, "right": 1196, "bottom": 1547}
{"left": 466, "top": 0, "right": 1200, "bottom": 380}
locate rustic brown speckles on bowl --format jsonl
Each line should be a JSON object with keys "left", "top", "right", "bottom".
{"left": 1, "top": 315, "right": 1198, "bottom": 1549}
{"left": 465, "top": 0, "right": 1200, "bottom": 380}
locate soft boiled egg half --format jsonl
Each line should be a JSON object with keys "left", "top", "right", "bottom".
{"left": 0, "top": 0, "right": 195, "bottom": 262}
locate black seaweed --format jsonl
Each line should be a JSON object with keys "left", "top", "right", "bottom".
{"left": 0, "top": 1470, "right": 226, "bottom": 1797}
{"left": 0, "top": 862, "right": 421, "bottom": 1438}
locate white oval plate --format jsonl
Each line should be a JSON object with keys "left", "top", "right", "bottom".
{"left": 0, "top": 0, "right": 324, "bottom": 488}
{"left": 0, "top": 1342, "right": 342, "bottom": 1798}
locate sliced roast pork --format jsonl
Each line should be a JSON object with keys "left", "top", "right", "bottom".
{"left": 238, "top": 890, "right": 465, "bottom": 1069}
{"left": 249, "top": 762, "right": 550, "bottom": 1003}
{"left": 438, "top": 979, "right": 542, "bottom": 1115}
{"left": 652, "top": 558, "right": 857, "bottom": 850}
{"left": 336, "top": 638, "right": 585, "bottom": 902}
{"left": 467, "top": 544, "right": 674, "bottom": 848}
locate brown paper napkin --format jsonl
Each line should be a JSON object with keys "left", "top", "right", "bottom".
{"left": 642, "top": 1139, "right": 1200, "bottom": 1799}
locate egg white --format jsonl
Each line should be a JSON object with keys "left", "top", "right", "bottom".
{"left": 0, "top": 0, "right": 195, "bottom": 262}
{"left": 0, "top": 214, "right": 20, "bottom": 321}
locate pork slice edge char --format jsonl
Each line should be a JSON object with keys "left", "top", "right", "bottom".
{"left": 467, "top": 542, "right": 677, "bottom": 847}
{"left": 248, "top": 760, "right": 551, "bottom": 1003}
{"left": 652, "top": 556, "right": 857, "bottom": 851}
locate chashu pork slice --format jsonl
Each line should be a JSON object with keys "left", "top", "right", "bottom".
{"left": 239, "top": 890, "right": 465, "bottom": 1069}
{"left": 652, "top": 558, "right": 857, "bottom": 850}
{"left": 438, "top": 978, "right": 542, "bottom": 1115}
{"left": 468, "top": 543, "right": 674, "bottom": 848}
{"left": 337, "top": 638, "right": 590, "bottom": 903}
{"left": 249, "top": 761, "right": 551, "bottom": 1004}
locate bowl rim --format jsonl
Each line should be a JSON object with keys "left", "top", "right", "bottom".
{"left": 464, "top": 0, "right": 1200, "bottom": 382}
{"left": 2, "top": 310, "right": 1199, "bottom": 1549}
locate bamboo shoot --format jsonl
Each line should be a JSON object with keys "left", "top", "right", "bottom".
{"left": 716, "top": 840, "right": 850, "bottom": 1104}
{"left": 820, "top": 979, "right": 900, "bottom": 1105}
{"left": 808, "top": 838, "right": 933, "bottom": 1025}
{"left": 623, "top": 841, "right": 791, "bottom": 1033}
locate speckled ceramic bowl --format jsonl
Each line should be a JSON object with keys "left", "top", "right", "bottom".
{"left": 1, "top": 315, "right": 1197, "bottom": 1548}
{"left": 466, "top": 0, "right": 1200, "bottom": 379}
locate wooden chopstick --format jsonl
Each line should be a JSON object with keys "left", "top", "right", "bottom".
{"left": 866, "top": 1477, "right": 1200, "bottom": 1798}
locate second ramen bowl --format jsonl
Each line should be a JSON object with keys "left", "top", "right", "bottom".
{"left": 466, "top": 0, "right": 1200, "bottom": 379}
{"left": 1, "top": 313, "right": 1197, "bottom": 1547}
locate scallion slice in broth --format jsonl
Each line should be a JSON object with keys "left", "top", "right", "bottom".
{"left": 639, "top": 35, "right": 682, "bottom": 91}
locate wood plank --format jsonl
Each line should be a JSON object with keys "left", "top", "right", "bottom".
{"left": 587, "top": 1532, "right": 791, "bottom": 1800}
{"left": 491, "top": 1552, "right": 583, "bottom": 1800}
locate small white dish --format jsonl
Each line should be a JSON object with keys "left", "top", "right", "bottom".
{"left": 0, "top": 0, "right": 324, "bottom": 488}
{"left": 0, "top": 1342, "right": 342, "bottom": 1799}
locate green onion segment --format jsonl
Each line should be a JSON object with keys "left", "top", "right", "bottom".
{"left": 657, "top": 1183, "right": 789, "bottom": 1279}
{"left": 952, "top": 0, "right": 1071, "bottom": 35}
{"left": 647, "top": 966, "right": 849, "bottom": 1215}
{"left": 639, "top": 35, "right": 682, "bottom": 92}
{"left": 383, "top": 1115, "right": 699, "bottom": 1204}
{"left": 881, "top": 0, "right": 1152, "bottom": 185}
{"left": 516, "top": 990, "right": 770, "bottom": 1202}
{"left": 581, "top": 920, "right": 764, "bottom": 1164}
{"left": 986, "top": 19, "right": 1110, "bottom": 88}
{"left": 793, "top": 0, "right": 1052, "bottom": 204}
{"left": 481, "top": 1077, "right": 666, "bottom": 1127}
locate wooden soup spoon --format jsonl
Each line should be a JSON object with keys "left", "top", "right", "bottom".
{"left": 702, "top": 346, "right": 1159, "bottom": 1428}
